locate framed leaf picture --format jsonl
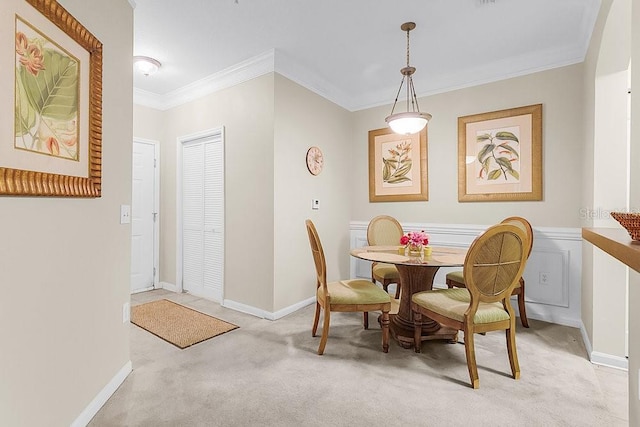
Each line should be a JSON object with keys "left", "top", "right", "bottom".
{"left": 458, "top": 104, "right": 542, "bottom": 202}
{"left": 1, "top": 0, "right": 103, "bottom": 197}
{"left": 368, "top": 127, "right": 428, "bottom": 202}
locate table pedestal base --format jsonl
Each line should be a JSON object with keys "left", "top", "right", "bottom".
{"left": 389, "top": 313, "right": 457, "bottom": 349}
{"left": 392, "top": 263, "right": 460, "bottom": 348}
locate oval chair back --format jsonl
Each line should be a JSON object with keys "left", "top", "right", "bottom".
{"left": 463, "top": 223, "right": 528, "bottom": 306}
{"left": 501, "top": 216, "right": 533, "bottom": 260}
{"left": 367, "top": 215, "right": 403, "bottom": 246}
{"left": 366, "top": 215, "right": 404, "bottom": 298}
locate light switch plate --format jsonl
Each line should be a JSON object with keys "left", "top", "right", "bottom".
{"left": 120, "top": 205, "right": 131, "bottom": 224}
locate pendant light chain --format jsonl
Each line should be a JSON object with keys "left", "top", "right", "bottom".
{"left": 406, "top": 25, "right": 411, "bottom": 68}
{"left": 406, "top": 27, "right": 411, "bottom": 113}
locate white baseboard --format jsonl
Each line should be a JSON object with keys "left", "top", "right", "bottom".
{"left": 131, "top": 286, "right": 154, "bottom": 294}
{"left": 268, "top": 297, "right": 316, "bottom": 320}
{"left": 580, "top": 321, "right": 594, "bottom": 358}
{"left": 71, "top": 360, "right": 132, "bottom": 427}
{"left": 579, "top": 321, "right": 628, "bottom": 370}
{"left": 591, "top": 352, "right": 629, "bottom": 370}
{"left": 222, "top": 299, "right": 267, "bottom": 318}
{"left": 222, "top": 297, "right": 316, "bottom": 320}
{"left": 159, "top": 281, "right": 179, "bottom": 292}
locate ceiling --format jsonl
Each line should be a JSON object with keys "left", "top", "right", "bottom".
{"left": 132, "top": 0, "right": 601, "bottom": 111}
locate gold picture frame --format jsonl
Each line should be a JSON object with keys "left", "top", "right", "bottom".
{"left": 368, "top": 127, "right": 428, "bottom": 202}
{"left": 1, "top": 0, "right": 102, "bottom": 197}
{"left": 458, "top": 104, "right": 542, "bottom": 202}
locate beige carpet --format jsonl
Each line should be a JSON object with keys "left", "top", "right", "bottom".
{"left": 131, "top": 299, "right": 238, "bottom": 349}
{"left": 91, "top": 290, "right": 628, "bottom": 426}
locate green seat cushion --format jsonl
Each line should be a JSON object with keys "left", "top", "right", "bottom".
{"left": 373, "top": 263, "right": 400, "bottom": 280}
{"left": 446, "top": 270, "right": 465, "bottom": 283}
{"left": 319, "top": 280, "right": 391, "bottom": 305}
{"left": 412, "top": 288, "right": 509, "bottom": 324}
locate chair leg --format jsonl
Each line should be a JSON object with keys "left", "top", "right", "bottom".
{"left": 312, "top": 302, "right": 321, "bottom": 337}
{"left": 394, "top": 282, "right": 401, "bottom": 299}
{"left": 464, "top": 329, "right": 480, "bottom": 389}
{"left": 381, "top": 278, "right": 390, "bottom": 294}
{"left": 317, "top": 308, "right": 331, "bottom": 355}
{"left": 506, "top": 325, "right": 521, "bottom": 380}
{"left": 413, "top": 311, "right": 422, "bottom": 353}
{"left": 517, "top": 278, "right": 530, "bottom": 328}
{"left": 363, "top": 312, "right": 369, "bottom": 329}
{"left": 380, "top": 310, "right": 390, "bottom": 353}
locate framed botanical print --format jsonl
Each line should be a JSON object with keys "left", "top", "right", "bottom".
{"left": 458, "top": 104, "right": 542, "bottom": 202}
{"left": 368, "top": 126, "right": 428, "bottom": 202}
{"left": 1, "top": 0, "right": 103, "bottom": 197}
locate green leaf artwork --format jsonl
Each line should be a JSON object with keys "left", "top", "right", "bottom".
{"left": 381, "top": 140, "right": 413, "bottom": 185}
{"left": 475, "top": 130, "right": 520, "bottom": 181}
{"left": 14, "top": 18, "right": 80, "bottom": 161}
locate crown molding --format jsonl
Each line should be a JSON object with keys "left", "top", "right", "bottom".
{"left": 134, "top": 50, "right": 275, "bottom": 110}
{"left": 273, "top": 50, "right": 353, "bottom": 111}
{"left": 132, "top": 48, "right": 356, "bottom": 111}
{"left": 134, "top": 47, "right": 589, "bottom": 112}
{"left": 134, "top": 0, "right": 599, "bottom": 113}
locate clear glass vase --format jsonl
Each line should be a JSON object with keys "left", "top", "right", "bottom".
{"left": 407, "top": 244, "right": 424, "bottom": 260}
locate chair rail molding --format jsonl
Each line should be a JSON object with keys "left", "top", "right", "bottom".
{"left": 350, "top": 221, "right": 583, "bottom": 328}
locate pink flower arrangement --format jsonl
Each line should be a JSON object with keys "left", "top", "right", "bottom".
{"left": 400, "top": 230, "right": 429, "bottom": 248}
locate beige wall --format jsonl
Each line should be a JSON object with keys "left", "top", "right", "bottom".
{"left": 134, "top": 104, "right": 164, "bottom": 142}
{"left": 134, "top": 73, "right": 354, "bottom": 313}
{"left": 582, "top": 0, "right": 639, "bottom": 421}
{"left": 581, "top": 0, "right": 612, "bottom": 367}
{"left": 630, "top": 0, "right": 640, "bottom": 421}
{"left": 273, "top": 74, "right": 353, "bottom": 311}
{"left": 140, "top": 74, "right": 276, "bottom": 311}
{"left": 0, "top": 0, "right": 133, "bottom": 425}
{"left": 592, "top": 0, "right": 631, "bottom": 359}
{"left": 577, "top": 0, "right": 632, "bottom": 363}
{"left": 351, "top": 64, "right": 584, "bottom": 228}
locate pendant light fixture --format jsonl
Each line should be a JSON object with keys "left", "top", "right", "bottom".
{"left": 385, "top": 22, "right": 431, "bottom": 135}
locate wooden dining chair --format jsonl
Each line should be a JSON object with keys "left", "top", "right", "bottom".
{"left": 412, "top": 223, "right": 528, "bottom": 389}
{"left": 367, "top": 215, "right": 403, "bottom": 298}
{"left": 305, "top": 220, "right": 391, "bottom": 355}
{"left": 445, "top": 216, "right": 533, "bottom": 328}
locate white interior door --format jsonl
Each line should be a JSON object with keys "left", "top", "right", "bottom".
{"left": 181, "top": 129, "right": 224, "bottom": 301}
{"left": 131, "top": 139, "right": 158, "bottom": 293}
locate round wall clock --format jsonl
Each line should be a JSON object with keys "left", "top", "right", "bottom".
{"left": 306, "top": 146, "right": 324, "bottom": 176}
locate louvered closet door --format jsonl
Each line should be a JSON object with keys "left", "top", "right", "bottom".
{"left": 182, "top": 131, "right": 224, "bottom": 302}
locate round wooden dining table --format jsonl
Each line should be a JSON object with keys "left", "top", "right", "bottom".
{"left": 350, "top": 245, "right": 467, "bottom": 349}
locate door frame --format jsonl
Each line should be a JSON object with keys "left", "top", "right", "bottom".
{"left": 132, "top": 137, "right": 160, "bottom": 292}
{"left": 175, "top": 127, "right": 225, "bottom": 297}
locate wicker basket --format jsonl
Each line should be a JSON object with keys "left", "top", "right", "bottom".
{"left": 610, "top": 212, "right": 640, "bottom": 241}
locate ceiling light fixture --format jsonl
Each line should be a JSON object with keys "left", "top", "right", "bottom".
{"left": 133, "top": 56, "right": 161, "bottom": 76}
{"left": 385, "top": 22, "right": 431, "bottom": 135}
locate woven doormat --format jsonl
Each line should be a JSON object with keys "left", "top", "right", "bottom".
{"left": 131, "top": 299, "right": 238, "bottom": 349}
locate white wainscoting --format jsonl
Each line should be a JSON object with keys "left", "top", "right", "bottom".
{"left": 349, "top": 221, "right": 583, "bottom": 328}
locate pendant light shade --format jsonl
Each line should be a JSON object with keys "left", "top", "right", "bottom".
{"left": 385, "top": 22, "right": 431, "bottom": 135}
{"left": 386, "top": 111, "right": 432, "bottom": 135}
